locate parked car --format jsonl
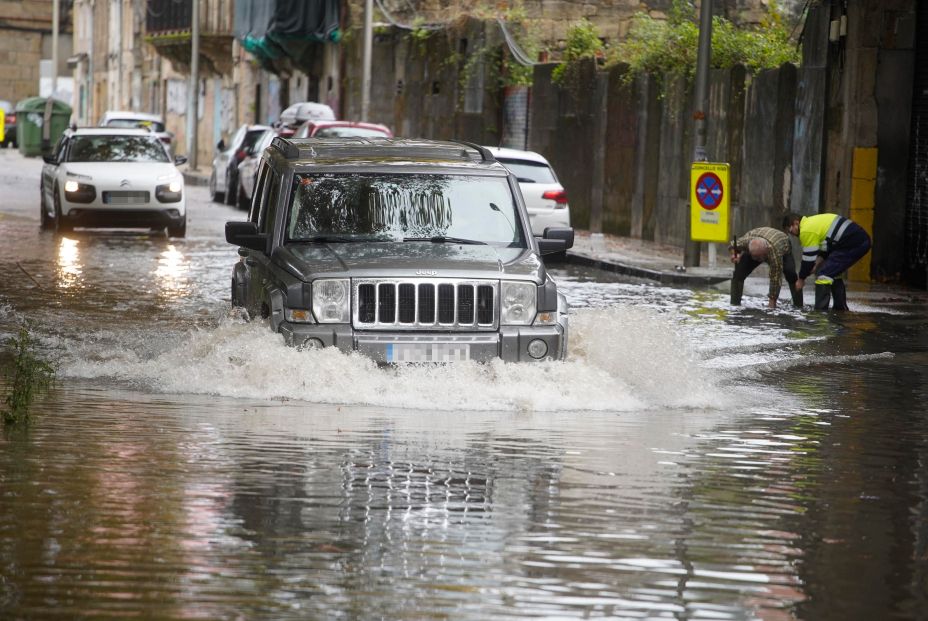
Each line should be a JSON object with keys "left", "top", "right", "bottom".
{"left": 225, "top": 136, "right": 574, "bottom": 363}
{"left": 293, "top": 120, "right": 393, "bottom": 139}
{"left": 208, "top": 123, "right": 271, "bottom": 204}
{"left": 0, "top": 100, "right": 17, "bottom": 148}
{"left": 484, "top": 146, "right": 571, "bottom": 237}
{"left": 235, "top": 128, "right": 276, "bottom": 209}
{"left": 277, "top": 101, "right": 336, "bottom": 136}
{"left": 40, "top": 128, "right": 188, "bottom": 237}
{"left": 99, "top": 110, "right": 173, "bottom": 150}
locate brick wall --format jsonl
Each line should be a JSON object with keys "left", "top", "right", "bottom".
{"left": 0, "top": 0, "right": 72, "bottom": 104}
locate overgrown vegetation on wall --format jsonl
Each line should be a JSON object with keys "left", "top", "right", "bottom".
{"left": 616, "top": 1, "right": 800, "bottom": 81}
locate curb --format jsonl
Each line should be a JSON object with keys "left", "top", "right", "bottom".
{"left": 565, "top": 251, "right": 731, "bottom": 286}
{"left": 183, "top": 170, "right": 210, "bottom": 187}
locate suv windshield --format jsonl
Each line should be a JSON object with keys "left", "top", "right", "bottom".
{"left": 67, "top": 136, "right": 170, "bottom": 162}
{"left": 288, "top": 173, "right": 524, "bottom": 245}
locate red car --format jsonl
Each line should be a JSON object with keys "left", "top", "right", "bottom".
{"left": 293, "top": 120, "right": 394, "bottom": 139}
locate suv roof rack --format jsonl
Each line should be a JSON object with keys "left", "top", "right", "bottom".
{"left": 269, "top": 137, "right": 497, "bottom": 164}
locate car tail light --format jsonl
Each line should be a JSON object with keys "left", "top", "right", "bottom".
{"left": 542, "top": 189, "right": 569, "bottom": 207}
{"left": 160, "top": 136, "right": 171, "bottom": 144}
{"left": 8, "top": 113, "right": 15, "bottom": 124}
{"left": 235, "top": 149, "right": 246, "bottom": 161}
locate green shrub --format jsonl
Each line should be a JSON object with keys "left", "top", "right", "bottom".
{"left": 552, "top": 19, "right": 605, "bottom": 84}
{"left": 615, "top": 1, "right": 800, "bottom": 82}
{"left": 2, "top": 326, "right": 56, "bottom": 426}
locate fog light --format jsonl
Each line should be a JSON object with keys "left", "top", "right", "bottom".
{"left": 527, "top": 338, "right": 548, "bottom": 359}
{"left": 300, "top": 337, "right": 324, "bottom": 350}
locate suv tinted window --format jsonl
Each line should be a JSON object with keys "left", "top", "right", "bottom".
{"left": 497, "top": 158, "right": 557, "bottom": 184}
{"left": 260, "top": 170, "right": 281, "bottom": 236}
{"left": 287, "top": 173, "right": 524, "bottom": 246}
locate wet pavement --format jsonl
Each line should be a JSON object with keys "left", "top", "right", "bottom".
{"left": 2, "top": 148, "right": 928, "bottom": 619}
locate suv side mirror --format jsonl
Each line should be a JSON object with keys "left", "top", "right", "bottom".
{"left": 174, "top": 155, "right": 188, "bottom": 166}
{"left": 536, "top": 227, "right": 574, "bottom": 255}
{"left": 216, "top": 139, "right": 226, "bottom": 151}
{"left": 226, "top": 221, "right": 267, "bottom": 252}
{"left": 42, "top": 153, "right": 57, "bottom": 165}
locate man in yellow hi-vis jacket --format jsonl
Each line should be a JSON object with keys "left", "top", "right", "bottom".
{"left": 782, "top": 212, "right": 871, "bottom": 311}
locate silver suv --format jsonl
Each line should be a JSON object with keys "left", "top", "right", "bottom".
{"left": 225, "top": 137, "right": 574, "bottom": 363}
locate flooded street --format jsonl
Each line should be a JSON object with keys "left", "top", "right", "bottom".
{"left": 1, "top": 149, "right": 928, "bottom": 619}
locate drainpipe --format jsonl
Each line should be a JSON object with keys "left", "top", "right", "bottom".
{"left": 187, "top": 0, "right": 200, "bottom": 168}
{"left": 361, "top": 0, "right": 372, "bottom": 121}
{"left": 88, "top": 0, "right": 94, "bottom": 123}
{"left": 52, "top": 0, "right": 60, "bottom": 97}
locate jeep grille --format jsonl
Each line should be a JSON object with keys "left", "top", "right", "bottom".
{"left": 353, "top": 279, "right": 498, "bottom": 330}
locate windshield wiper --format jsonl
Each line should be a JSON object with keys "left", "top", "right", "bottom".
{"left": 403, "top": 236, "right": 487, "bottom": 245}
{"left": 299, "top": 235, "right": 383, "bottom": 243}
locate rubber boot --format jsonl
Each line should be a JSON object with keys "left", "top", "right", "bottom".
{"left": 814, "top": 283, "right": 832, "bottom": 310}
{"left": 832, "top": 279, "right": 849, "bottom": 311}
{"left": 789, "top": 281, "right": 803, "bottom": 308}
{"left": 730, "top": 278, "right": 744, "bottom": 305}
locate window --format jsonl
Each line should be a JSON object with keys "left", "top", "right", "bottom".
{"left": 67, "top": 136, "right": 169, "bottom": 162}
{"left": 287, "top": 173, "right": 524, "bottom": 246}
{"left": 250, "top": 163, "right": 270, "bottom": 224}
{"left": 260, "top": 170, "right": 281, "bottom": 236}
{"left": 497, "top": 159, "right": 558, "bottom": 184}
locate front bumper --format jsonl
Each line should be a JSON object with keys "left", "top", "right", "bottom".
{"left": 278, "top": 323, "right": 567, "bottom": 363}
{"left": 61, "top": 207, "right": 185, "bottom": 229}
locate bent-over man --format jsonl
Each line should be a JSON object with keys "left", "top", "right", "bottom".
{"left": 782, "top": 212, "right": 871, "bottom": 311}
{"left": 729, "top": 226, "right": 802, "bottom": 309}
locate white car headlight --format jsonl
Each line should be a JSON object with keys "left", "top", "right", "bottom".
{"left": 500, "top": 281, "right": 537, "bottom": 326}
{"left": 312, "top": 279, "right": 350, "bottom": 323}
{"left": 64, "top": 180, "right": 80, "bottom": 193}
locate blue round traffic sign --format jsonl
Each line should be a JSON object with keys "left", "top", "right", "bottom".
{"left": 695, "top": 172, "right": 723, "bottom": 210}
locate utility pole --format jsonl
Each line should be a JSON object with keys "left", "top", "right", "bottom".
{"left": 187, "top": 0, "right": 200, "bottom": 168}
{"left": 52, "top": 0, "right": 60, "bottom": 97}
{"left": 361, "top": 0, "right": 373, "bottom": 121}
{"left": 686, "top": 0, "right": 713, "bottom": 267}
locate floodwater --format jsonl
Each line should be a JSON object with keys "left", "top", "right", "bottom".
{"left": 1, "top": 150, "right": 928, "bottom": 619}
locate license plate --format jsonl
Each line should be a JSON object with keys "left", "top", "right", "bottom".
{"left": 386, "top": 342, "right": 470, "bottom": 363}
{"left": 103, "top": 191, "right": 149, "bottom": 205}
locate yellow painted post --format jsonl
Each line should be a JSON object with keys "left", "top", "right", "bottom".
{"left": 0, "top": 108, "right": 5, "bottom": 144}
{"left": 849, "top": 147, "right": 876, "bottom": 281}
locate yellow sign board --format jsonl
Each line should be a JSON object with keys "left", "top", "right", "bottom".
{"left": 690, "top": 162, "right": 730, "bottom": 243}
{"left": 0, "top": 108, "right": 4, "bottom": 143}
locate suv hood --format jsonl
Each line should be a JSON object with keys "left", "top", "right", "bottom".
{"left": 275, "top": 242, "right": 544, "bottom": 281}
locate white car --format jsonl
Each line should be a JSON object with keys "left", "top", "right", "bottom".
{"left": 208, "top": 123, "right": 271, "bottom": 204}
{"left": 485, "top": 146, "right": 571, "bottom": 236}
{"left": 235, "top": 128, "right": 276, "bottom": 209}
{"left": 40, "top": 128, "right": 188, "bottom": 237}
{"left": 99, "top": 110, "right": 174, "bottom": 151}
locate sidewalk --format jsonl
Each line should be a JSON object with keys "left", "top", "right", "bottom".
{"left": 567, "top": 230, "right": 733, "bottom": 288}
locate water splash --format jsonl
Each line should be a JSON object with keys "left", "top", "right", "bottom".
{"left": 55, "top": 307, "right": 730, "bottom": 412}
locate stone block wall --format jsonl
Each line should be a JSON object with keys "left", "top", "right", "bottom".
{"left": 0, "top": 0, "right": 54, "bottom": 103}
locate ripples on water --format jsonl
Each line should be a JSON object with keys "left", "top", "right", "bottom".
{"left": 2, "top": 213, "right": 926, "bottom": 619}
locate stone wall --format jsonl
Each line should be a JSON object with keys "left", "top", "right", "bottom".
{"left": 528, "top": 61, "right": 808, "bottom": 246}
{"left": 0, "top": 0, "right": 55, "bottom": 103}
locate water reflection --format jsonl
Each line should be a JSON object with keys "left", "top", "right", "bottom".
{"left": 154, "top": 244, "right": 190, "bottom": 298}
{"left": 56, "top": 236, "right": 82, "bottom": 290}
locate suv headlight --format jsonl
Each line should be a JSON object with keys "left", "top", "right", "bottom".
{"left": 500, "top": 281, "right": 536, "bottom": 326}
{"left": 312, "top": 278, "right": 350, "bottom": 323}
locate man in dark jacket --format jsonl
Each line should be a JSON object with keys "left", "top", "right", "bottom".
{"left": 729, "top": 226, "right": 802, "bottom": 309}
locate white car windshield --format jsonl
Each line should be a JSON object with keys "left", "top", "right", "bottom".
{"left": 313, "top": 127, "right": 390, "bottom": 138}
{"left": 497, "top": 158, "right": 557, "bottom": 184}
{"left": 287, "top": 173, "right": 524, "bottom": 246}
{"left": 104, "top": 118, "right": 166, "bottom": 133}
{"left": 67, "top": 136, "right": 170, "bottom": 163}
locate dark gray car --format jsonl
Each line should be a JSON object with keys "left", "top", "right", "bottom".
{"left": 225, "top": 137, "right": 573, "bottom": 363}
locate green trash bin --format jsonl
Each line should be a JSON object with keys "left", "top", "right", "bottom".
{"left": 16, "top": 97, "right": 72, "bottom": 157}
